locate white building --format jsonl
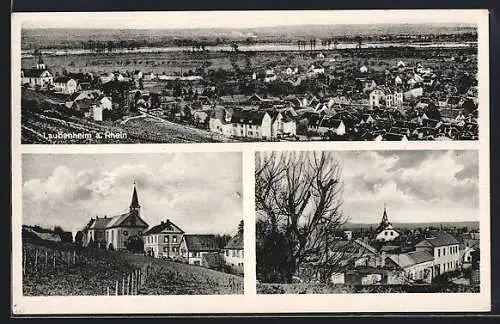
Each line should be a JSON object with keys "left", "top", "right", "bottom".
{"left": 143, "top": 219, "right": 185, "bottom": 259}
{"left": 52, "top": 77, "right": 78, "bottom": 94}
{"left": 415, "top": 232, "right": 461, "bottom": 277}
{"left": 231, "top": 110, "right": 272, "bottom": 140}
{"left": 374, "top": 205, "right": 400, "bottom": 242}
{"left": 386, "top": 251, "right": 434, "bottom": 283}
{"left": 180, "top": 234, "right": 220, "bottom": 266}
{"left": 369, "top": 87, "right": 403, "bottom": 108}
{"left": 223, "top": 232, "right": 244, "bottom": 274}
{"left": 21, "top": 55, "right": 53, "bottom": 89}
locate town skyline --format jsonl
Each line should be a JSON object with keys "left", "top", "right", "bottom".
{"left": 22, "top": 153, "right": 243, "bottom": 235}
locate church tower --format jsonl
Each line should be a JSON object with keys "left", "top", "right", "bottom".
{"left": 130, "top": 182, "right": 141, "bottom": 214}
{"left": 36, "top": 52, "right": 46, "bottom": 70}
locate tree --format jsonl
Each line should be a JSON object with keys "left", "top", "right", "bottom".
{"left": 125, "top": 235, "right": 144, "bottom": 253}
{"left": 238, "top": 220, "right": 244, "bottom": 234}
{"left": 75, "top": 231, "right": 84, "bottom": 247}
{"left": 255, "top": 151, "right": 347, "bottom": 283}
{"left": 215, "top": 234, "right": 232, "bottom": 249}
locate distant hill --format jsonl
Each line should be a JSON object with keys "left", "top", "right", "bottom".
{"left": 21, "top": 23, "right": 476, "bottom": 49}
{"left": 342, "top": 221, "right": 479, "bottom": 231}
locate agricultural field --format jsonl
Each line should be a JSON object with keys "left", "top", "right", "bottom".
{"left": 22, "top": 238, "right": 244, "bottom": 296}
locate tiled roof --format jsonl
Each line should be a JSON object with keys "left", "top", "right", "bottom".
{"left": 105, "top": 210, "right": 148, "bottom": 229}
{"left": 144, "top": 219, "right": 184, "bottom": 235}
{"left": 416, "top": 231, "right": 459, "bottom": 247}
{"left": 22, "top": 68, "right": 50, "bottom": 78}
{"left": 183, "top": 234, "right": 219, "bottom": 252}
{"left": 388, "top": 250, "right": 434, "bottom": 268}
{"left": 225, "top": 232, "right": 243, "bottom": 250}
{"left": 230, "top": 110, "right": 268, "bottom": 125}
{"left": 88, "top": 217, "right": 112, "bottom": 230}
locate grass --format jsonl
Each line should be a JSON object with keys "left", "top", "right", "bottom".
{"left": 22, "top": 238, "right": 243, "bottom": 296}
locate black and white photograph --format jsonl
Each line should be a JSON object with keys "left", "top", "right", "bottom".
{"left": 15, "top": 11, "right": 482, "bottom": 144}
{"left": 20, "top": 152, "right": 244, "bottom": 296}
{"left": 256, "top": 150, "right": 481, "bottom": 294}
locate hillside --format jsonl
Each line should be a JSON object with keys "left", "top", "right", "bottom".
{"left": 22, "top": 236, "right": 243, "bottom": 296}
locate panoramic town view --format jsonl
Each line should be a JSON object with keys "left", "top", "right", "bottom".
{"left": 21, "top": 153, "right": 244, "bottom": 295}
{"left": 20, "top": 22, "right": 478, "bottom": 144}
{"left": 255, "top": 150, "right": 480, "bottom": 294}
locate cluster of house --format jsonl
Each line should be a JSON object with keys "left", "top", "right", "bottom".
{"left": 22, "top": 52, "right": 478, "bottom": 141}
{"left": 80, "top": 183, "right": 244, "bottom": 274}
{"left": 298, "top": 206, "right": 480, "bottom": 286}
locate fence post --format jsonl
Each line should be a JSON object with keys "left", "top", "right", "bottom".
{"left": 107, "top": 287, "right": 110, "bottom": 296}
{"left": 115, "top": 280, "right": 118, "bottom": 296}
{"left": 131, "top": 272, "right": 134, "bottom": 295}
{"left": 35, "top": 249, "right": 38, "bottom": 268}
{"left": 53, "top": 252, "right": 56, "bottom": 268}
{"left": 122, "top": 277, "right": 125, "bottom": 295}
{"left": 45, "top": 250, "right": 48, "bottom": 265}
{"left": 73, "top": 251, "right": 76, "bottom": 265}
{"left": 127, "top": 274, "right": 130, "bottom": 295}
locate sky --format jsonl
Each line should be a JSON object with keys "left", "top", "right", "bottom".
{"left": 337, "top": 150, "right": 479, "bottom": 224}
{"left": 15, "top": 10, "right": 480, "bottom": 29}
{"left": 22, "top": 153, "right": 242, "bottom": 235}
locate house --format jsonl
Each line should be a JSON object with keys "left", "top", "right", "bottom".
{"left": 143, "top": 219, "right": 185, "bottom": 259}
{"left": 21, "top": 55, "right": 53, "bottom": 89}
{"left": 52, "top": 76, "right": 78, "bottom": 94}
{"left": 231, "top": 110, "right": 272, "bottom": 139}
{"left": 318, "top": 118, "right": 346, "bottom": 136}
{"left": 375, "top": 133, "right": 408, "bottom": 141}
{"left": 461, "top": 239, "right": 480, "bottom": 267}
{"left": 385, "top": 251, "right": 434, "bottom": 283}
{"left": 224, "top": 232, "right": 244, "bottom": 274}
{"left": 369, "top": 87, "right": 403, "bottom": 108}
{"left": 360, "top": 65, "right": 368, "bottom": 73}
{"left": 269, "top": 110, "right": 283, "bottom": 139}
{"left": 180, "top": 234, "right": 220, "bottom": 266}
{"left": 209, "top": 107, "right": 234, "bottom": 138}
{"left": 103, "top": 183, "right": 149, "bottom": 250}
{"left": 374, "top": 205, "right": 400, "bottom": 242}
{"left": 415, "top": 231, "right": 460, "bottom": 277}
{"left": 85, "top": 216, "right": 112, "bottom": 248}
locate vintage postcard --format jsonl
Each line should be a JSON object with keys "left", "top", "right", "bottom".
{"left": 11, "top": 9, "right": 490, "bottom": 315}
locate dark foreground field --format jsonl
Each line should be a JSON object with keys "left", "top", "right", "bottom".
{"left": 22, "top": 238, "right": 243, "bottom": 296}
{"left": 256, "top": 282, "right": 480, "bottom": 294}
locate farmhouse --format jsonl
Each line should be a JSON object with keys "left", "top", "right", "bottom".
{"left": 224, "top": 232, "right": 244, "bottom": 274}
{"left": 385, "top": 251, "right": 434, "bottom": 283}
{"left": 52, "top": 76, "right": 79, "bottom": 94}
{"left": 180, "top": 234, "right": 219, "bottom": 266}
{"left": 143, "top": 219, "right": 185, "bottom": 259}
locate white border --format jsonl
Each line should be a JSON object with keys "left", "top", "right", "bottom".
{"left": 11, "top": 9, "right": 490, "bottom": 315}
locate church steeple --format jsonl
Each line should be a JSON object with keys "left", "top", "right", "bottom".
{"left": 378, "top": 203, "right": 392, "bottom": 230}
{"left": 130, "top": 182, "right": 140, "bottom": 213}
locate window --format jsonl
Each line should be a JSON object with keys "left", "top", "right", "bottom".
{"left": 172, "top": 236, "right": 177, "bottom": 243}
{"left": 164, "top": 247, "right": 168, "bottom": 252}
{"left": 111, "top": 230, "right": 114, "bottom": 242}
{"left": 384, "top": 231, "right": 388, "bottom": 236}
{"left": 172, "top": 247, "right": 179, "bottom": 253}
{"left": 390, "top": 231, "right": 394, "bottom": 236}
{"left": 438, "top": 249, "right": 441, "bottom": 257}
{"left": 164, "top": 236, "right": 169, "bottom": 243}
{"left": 443, "top": 248, "right": 446, "bottom": 256}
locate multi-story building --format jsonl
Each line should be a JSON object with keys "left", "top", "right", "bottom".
{"left": 415, "top": 231, "right": 460, "bottom": 277}
{"left": 143, "top": 219, "right": 185, "bottom": 258}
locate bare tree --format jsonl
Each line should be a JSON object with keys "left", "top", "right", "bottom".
{"left": 255, "top": 151, "right": 348, "bottom": 283}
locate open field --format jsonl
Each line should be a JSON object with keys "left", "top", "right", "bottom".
{"left": 22, "top": 238, "right": 243, "bottom": 296}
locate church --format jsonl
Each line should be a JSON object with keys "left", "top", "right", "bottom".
{"left": 83, "top": 183, "right": 149, "bottom": 250}
{"left": 21, "top": 53, "right": 53, "bottom": 89}
{"left": 374, "top": 204, "right": 400, "bottom": 242}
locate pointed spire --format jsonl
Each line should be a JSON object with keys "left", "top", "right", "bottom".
{"left": 130, "top": 182, "right": 140, "bottom": 210}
